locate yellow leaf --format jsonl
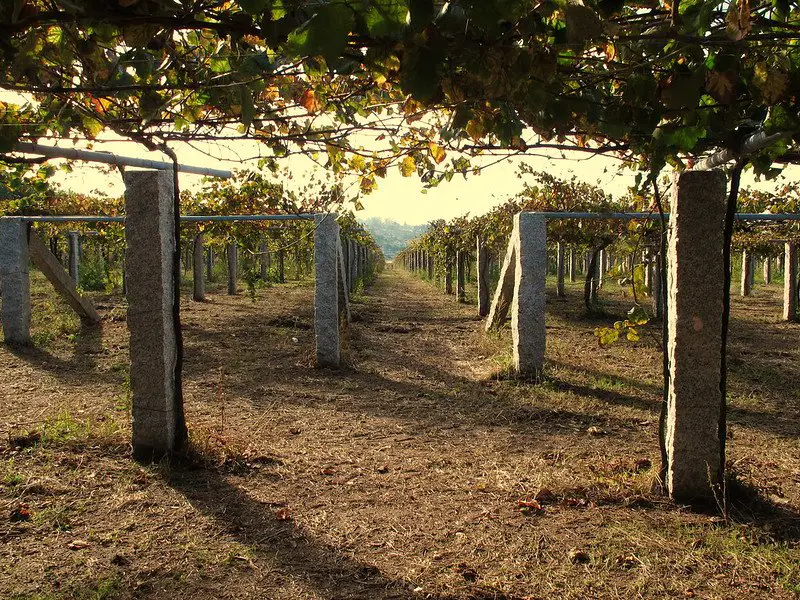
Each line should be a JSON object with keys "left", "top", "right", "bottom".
{"left": 465, "top": 119, "right": 485, "bottom": 142}
{"left": 753, "top": 63, "right": 788, "bottom": 104}
{"left": 429, "top": 142, "right": 446, "bottom": 164}
{"left": 399, "top": 155, "right": 416, "bottom": 177}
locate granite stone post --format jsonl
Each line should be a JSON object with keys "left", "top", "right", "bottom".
{"left": 226, "top": 242, "right": 238, "bottom": 295}
{"left": 278, "top": 249, "right": 285, "bottom": 283}
{"left": 357, "top": 245, "right": 365, "bottom": 282}
{"left": 340, "top": 236, "right": 350, "bottom": 293}
{"left": 665, "top": 170, "right": 727, "bottom": 502}
{"left": 783, "top": 242, "right": 798, "bottom": 322}
{"left": 556, "top": 241, "right": 566, "bottom": 298}
{"left": 0, "top": 218, "right": 31, "bottom": 345}
{"left": 568, "top": 246, "right": 576, "bottom": 282}
{"left": 455, "top": 250, "right": 466, "bottom": 303}
{"left": 349, "top": 239, "right": 357, "bottom": 291}
{"left": 444, "top": 254, "right": 453, "bottom": 295}
{"left": 651, "top": 253, "right": 664, "bottom": 320}
{"left": 192, "top": 234, "right": 205, "bottom": 301}
{"left": 763, "top": 256, "right": 772, "bottom": 285}
{"left": 260, "top": 240, "right": 270, "bottom": 280}
{"left": 67, "top": 231, "right": 80, "bottom": 284}
{"left": 597, "top": 249, "right": 605, "bottom": 289}
{"left": 206, "top": 247, "right": 214, "bottom": 281}
{"left": 314, "top": 214, "right": 340, "bottom": 367}
{"left": 477, "top": 237, "right": 490, "bottom": 317}
{"left": 511, "top": 213, "right": 547, "bottom": 378}
{"left": 740, "top": 249, "right": 752, "bottom": 297}
{"left": 123, "top": 170, "right": 185, "bottom": 459}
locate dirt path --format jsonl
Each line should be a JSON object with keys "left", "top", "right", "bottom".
{"left": 2, "top": 267, "right": 799, "bottom": 599}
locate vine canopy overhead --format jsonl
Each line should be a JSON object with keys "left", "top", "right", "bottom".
{"left": 2, "top": 0, "right": 800, "bottom": 182}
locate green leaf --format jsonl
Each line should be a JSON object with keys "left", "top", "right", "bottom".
{"left": 400, "top": 44, "right": 441, "bottom": 100}
{"left": 287, "top": 4, "right": 355, "bottom": 64}
{"left": 239, "top": 85, "right": 255, "bottom": 127}
{"left": 594, "top": 327, "right": 619, "bottom": 347}
{"left": 363, "top": 0, "right": 409, "bottom": 37}
{"left": 0, "top": 124, "right": 20, "bottom": 153}
{"left": 239, "top": 0, "right": 268, "bottom": 15}
{"left": 82, "top": 116, "right": 104, "bottom": 138}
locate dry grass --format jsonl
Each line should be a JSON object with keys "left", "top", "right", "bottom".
{"left": 0, "top": 267, "right": 799, "bottom": 599}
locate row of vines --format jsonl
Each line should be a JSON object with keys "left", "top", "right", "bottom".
{"left": 397, "top": 171, "right": 800, "bottom": 320}
{"left": 0, "top": 165, "right": 384, "bottom": 296}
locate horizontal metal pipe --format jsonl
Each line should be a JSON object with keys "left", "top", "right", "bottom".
{"left": 1, "top": 214, "right": 318, "bottom": 223}
{"left": 14, "top": 142, "right": 233, "bottom": 178}
{"left": 694, "top": 131, "right": 792, "bottom": 172}
{"left": 532, "top": 212, "right": 800, "bottom": 221}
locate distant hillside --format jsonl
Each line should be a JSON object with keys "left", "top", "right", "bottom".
{"left": 360, "top": 217, "right": 429, "bottom": 260}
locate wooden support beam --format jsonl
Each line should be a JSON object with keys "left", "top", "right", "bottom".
{"left": 28, "top": 229, "right": 100, "bottom": 323}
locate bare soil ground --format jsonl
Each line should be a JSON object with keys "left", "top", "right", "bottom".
{"left": 1, "top": 266, "right": 799, "bottom": 599}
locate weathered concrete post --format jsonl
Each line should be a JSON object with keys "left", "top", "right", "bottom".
{"left": 456, "top": 250, "right": 467, "bottom": 303}
{"left": 260, "top": 240, "right": 270, "bottom": 280}
{"left": 763, "top": 256, "right": 772, "bottom": 285}
{"left": 0, "top": 218, "right": 31, "bottom": 345}
{"left": 512, "top": 213, "right": 547, "bottom": 378}
{"left": 651, "top": 253, "right": 664, "bottom": 319}
{"left": 664, "top": 170, "right": 727, "bottom": 503}
{"left": 348, "top": 239, "right": 357, "bottom": 291}
{"left": 556, "top": 241, "right": 566, "bottom": 298}
{"left": 226, "top": 242, "right": 238, "bottom": 295}
{"left": 192, "top": 234, "right": 205, "bottom": 302}
{"left": 597, "top": 249, "right": 606, "bottom": 289}
{"left": 568, "top": 246, "right": 576, "bottom": 282}
{"left": 67, "top": 231, "right": 80, "bottom": 284}
{"left": 314, "top": 214, "right": 340, "bottom": 367}
{"left": 206, "top": 247, "right": 214, "bottom": 281}
{"left": 783, "top": 241, "right": 798, "bottom": 322}
{"left": 123, "top": 170, "right": 186, "bottom": 459}
{"left": 340, "top": 236, "right": 350, "bottom": 293}
{"left": 445, "top": 254, "right": 453, "bottom": 295}
{"left": 477, "top": 237, "right": 490, "bottom": 317}
{"left": 740, "top": 249, "right": 752, "bottom": 297}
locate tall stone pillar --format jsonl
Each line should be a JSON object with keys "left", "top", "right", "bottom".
{"left": 445, "top": 254, "right": 453, "bottom": 295}
{"left": 0, "top": 218, "right": 31, "bottom": 345}
{"left": 260, "top": 240, "right": 270, "bottom": 280}
{"left": 511, "top": 213, "right": 547, "bottom": 378}
{"left": 763, "top": 256, "right": 772, "bottom": 285}
{"left": 348, "top": 239, "right": 357, "bottom": 291}
{"left": 340, "top": 236, "right": 350, "bottom": 293}
{"left": 568, "top": 246, "right": 576, "bottom": 282}
{"left": 664, "top": 170, "right": 727, "bottom": 502}
{"left": 783, "top": 242, "right": 798, "bottom": 322}
{"left": 597, "top": 249, "right": 605, "bottom": 289}
{"left": 740, "top": 249, "right": 752, "bottom": 297}
{"left": 314, "top": 214, "right": 340, "bottom": 367}
{"left": 67, "top": 231, "right": 80, "bottom": 284}
{"left": 556, "top": 241, "right": 565, "bottom": 298}
{"left": 456, "top": 250, "right": 466, "bottom": 303}
{"left": 477, "top": 237, "right": 490, "bottom": 317}
{"left": 206, "top": 247, "right": 214, "bottom": 281}
{"left": 226, "top": 242, "right": 238, "bottom": 295}
{"left": 123, "top": 170, "right": 185, "bottom": 459}
{"left": 192, "top": 233, "right": 205, "bottom": 302}
{"left": 277, "top": 249, "right": 285, "bottom": 283}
